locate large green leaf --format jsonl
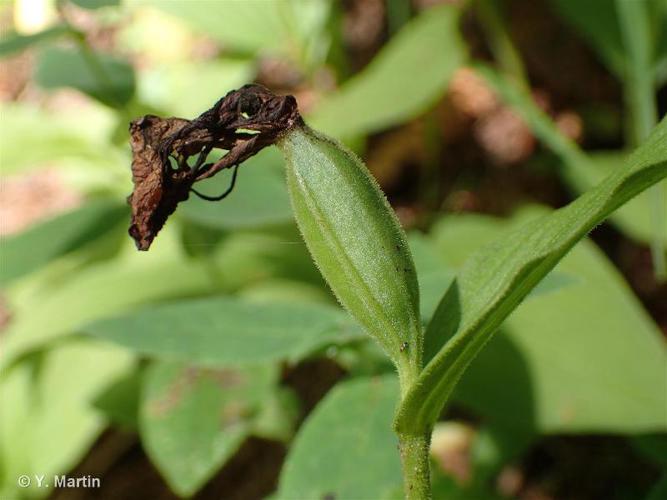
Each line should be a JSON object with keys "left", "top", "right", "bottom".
{"left": 35, "top": 46, "right": 135, "bottom": 108}
{"left": 0, "top": 341, "right": 133, "bottom": 499}
{"left": 1, "top": 231, "right": 216, "bottom": 370}
{"left": 0, "top": 199, "right": 127, "bottom": 284}
{"left": 276, "top": 376, "right": 402, "bottom": 500}
{"left": 425, "top": 213, "right": 666, "bottom": 433}
{"left": 394, "top": 116, "right": 667, "bottom": 433}
{"left": 140, "top": 361, "right": 277, "bottom": 497}
{"left": 180, "top": 149, "right": 294, "bottom": 230}
{"left": 86, "top": 295, "right": 362, "bottom": 366}
{"left": 309, "top": 3, "right": 466, "bottom": 138}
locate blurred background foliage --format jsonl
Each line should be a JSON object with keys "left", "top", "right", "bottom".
{"left": 0, "top": 0, "right": 665, "bottom": 499}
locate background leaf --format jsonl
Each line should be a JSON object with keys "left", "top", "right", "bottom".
{"left": 309, "top": 3, "right": 466, "bottom": 138}
{"left": 476, "top": 65, "right": 666, "bottom": 245}
{"left": 148, "top": 0, "right": 331, "bottom": 70}
{"left": 136, "top": 59, "right": 253, "bottom": 117}
{"left": 35, "top": 46, "right": 135, "bottom": 108}
{"left": 0, "top": 199, "right": 127, "bottom": 284}
{"left": 424, "top": 212, "right": 667, "bottom": 433}
{"left": 1, "top": 231, "right": 217, "bottom": 369}
{"left": 87, "top": 295, "right": 362, "bottom": 367}
{"left": 0, "top": 341, "right": 133, "bottom": 499}
{"left": 205, "top": 229, "right": 325, "bottom": 291}
{"left": 646, "top": 475, "right": 667, "bottom": 500}
{"left": 546, "top": 0, "right": 626, "bottom": 76}
{"left": 0, "top": 24, "right": 72, "bottom": 58}
{"left": 140, "top": 361, "right": 277, "bottom": 497}
{"left": 277, "top": 375, "right": 402, "bottom": 500}
{"left": 92, "top": 370, "right": 143, "bottom": 431}
{"left": 0, "top": 102, "right": 122, "bottom": 176}
{"left": 180, "top": 149, "right": 294, "bottom": 230}
{"left": 70, "top": 0, "right": 119, "bottom": 9}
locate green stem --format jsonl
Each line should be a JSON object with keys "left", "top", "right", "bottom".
{"left": 475, "top": 0, "right": 528, "bottom": 88}
{"left": 616, "top": 0, "right": 666, "bottom": 280}
{"left": 397, "top": 326, "right": 430, "bottom": 498}
{"left": 399, "top": 432, "right": 432, "bottom": 500}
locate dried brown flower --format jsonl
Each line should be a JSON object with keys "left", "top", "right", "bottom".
{"left": 127, "top": 84, "right": 302, "bottom": 250}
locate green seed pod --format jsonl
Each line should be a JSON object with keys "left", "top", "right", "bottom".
{"left": 278, "top": 125, "right": 422, "bottom": 380}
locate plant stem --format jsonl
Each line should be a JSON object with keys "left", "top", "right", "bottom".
{"left": 476, "top": 0, "right": 528, "bottom": 88}
{"left": 398, "top": 431, "right": 432, "bottom": 500}
{"left": 616, "top": 0, "right": 666, "bottom": 280}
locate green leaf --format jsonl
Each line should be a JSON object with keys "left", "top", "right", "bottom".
{"left": 239, "top": 279, "right": 333, "bottom": 305}
{"left": 615, "top": 0, "right": 659, "bottom": 141}
{"left": 277, "top": 376, "right": 402, "bottom": 500}
{"left": 180, "top": 149, "right": 294, "bottom": 230}
{"left": 251, "top": 385, "right": 300, "bottom": 442}
{"left": 646, "top": 475, "right": 667, "bottom": 500}
{"left": 632, "top": 434, "right": 667, "bottom": 468}
{"left": 394, "top": 116, "right": 667, "bottom": 434}
{"left": 86, "top": 295, "right": 362, "bottom": 366}
{"left": 0, "top": 199, "right": 127, "bottom": 284}
{"left": 137, "top": 59, "right": 254, "bottom": 118}
{"left": 429, "top": 213, "right": 667, "bottom": 433}
{"left": 206, "top": 228, "right": 325, "bottom": 291}
{"left": 0, "top": 102, "right": 123, "bottom": 175}
{"left": 1, "top": 231, "right": 216, "bottom": 370}
{"left": 309, "top": 3, "right": 466, "bottom": 138}
{"left": 410, "top": 228, "right": 575, "bottom": 323}
{"left": 548, "top": 0, "right": 667, "bottom": 84}
{"left": 655, "top": 7, "right": 667, "bottom": 84}
{"left": 0, "top": 24, "right": 73, "bottom": 58}
{"left": 279, "top": 125, "right": 422, "bottom": 382}
{"left": 35, "top": 46, "right": 135, "bottom": 107}
{"left": 476, "top": 65, "right": 666, "bottom": 245}
{"left": 70, "top": 0, "right": 119, "bottom": 9}
{"left": 0, "top": 341, "right": 133, "bottom": 499}
{"left": 579, "top": 152, "right": 663, "bottom": 243}
{"left": 92, "top": 370, "right": 142, "bottom": 430}
{"left": 149, "top": 0, "right": 332, "bottom": 70}
{"left": 547, "top": 0, "right": 626, "bottom": 76}
{"left": 408, "top": 233, "right": 455, "bottom": 320}
{"left": 140, "top": 361, "right": 276, "bottom": 497}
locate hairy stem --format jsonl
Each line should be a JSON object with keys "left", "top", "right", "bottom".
{"left": 399, "top": 432, "right": 432, "bottom": 500}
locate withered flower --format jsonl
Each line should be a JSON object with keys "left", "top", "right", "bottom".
{"left": 127, "top": 84, "right": 301, "bottom": 250}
